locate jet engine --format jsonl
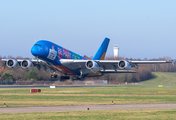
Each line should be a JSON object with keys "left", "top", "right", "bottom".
{"left": 118, "top": 60, "right": 131, "bottom": 70}
{"left": 21, "top": 60, "right": 34, "bottom": 70}
{"left": 85, "top": 60, "right": 100, "bottom": 72}
{"left": 6, "top": 59, "right": 19, "bottom": 68}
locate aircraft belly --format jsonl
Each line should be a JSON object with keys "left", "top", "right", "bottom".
{"left": 86, "top": 71, "right": 102, "bottom": 77}
{"left": 50, "top": 65, "right": 76, "bottom": 75}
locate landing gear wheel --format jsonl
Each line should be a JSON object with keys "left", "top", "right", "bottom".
{"left": 60, "top": 76, "right": 70, "bottom": 81}
{"left": 71, "top": 76, "right": 84, "bottom": 81}
{"left": 51, "top": 75, "right": 58, "bottom": 79}
{"left": 72, "top": 77, "right": 76, "bottom": 81}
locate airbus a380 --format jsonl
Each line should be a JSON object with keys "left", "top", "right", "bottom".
{"left": 1, "top": 38, "right": 174, "bottom": 80}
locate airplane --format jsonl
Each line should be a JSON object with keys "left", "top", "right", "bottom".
{"left": 1, "top": 37, "right": 174, "bottom": 80}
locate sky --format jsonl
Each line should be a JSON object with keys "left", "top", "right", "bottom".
{"left": 0, "top": 0, "right": 176, "bottom": 59}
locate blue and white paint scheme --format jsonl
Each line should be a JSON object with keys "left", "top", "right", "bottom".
{"left": 2, "top": 37, "right": 173, "bottom": 80}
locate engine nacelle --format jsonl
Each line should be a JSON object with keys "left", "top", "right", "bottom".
{"left": 6, "top": 59, "right": 19, "bottom": 68}
{"left": 85, "top": 60, "right": 100, "bottom": 73}
{"left": 21, "top": 60, "right": 34, "bottom": 70}
{"left": 118, "top": 60, "right": 131, "bottom": 70}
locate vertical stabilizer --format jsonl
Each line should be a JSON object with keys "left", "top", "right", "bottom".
{"left": 92, "top": 37, "right": 110, "bottom": 60}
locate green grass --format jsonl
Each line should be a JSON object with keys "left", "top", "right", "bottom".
{"left": 141, "top": 72, "right": 176, "bottom": 85}
{"left": 1, "top": 86, "right": 176, "bottom": 119}
{"left": 1, "top": 86, "right": 176, "bottom": 107}
{"left": 1, "top": 109, "right": 176, "bottom": 120}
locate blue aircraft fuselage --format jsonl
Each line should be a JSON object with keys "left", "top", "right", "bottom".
{"left": 31, "top": 40, "right": 87, "bottom": 75}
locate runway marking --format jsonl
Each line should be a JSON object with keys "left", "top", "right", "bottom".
{"left": 1, "top": 103, "right": 176, "bottom": 113}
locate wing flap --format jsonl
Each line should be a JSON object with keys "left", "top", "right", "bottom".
{"left": 100, "top": 70, "right": 137, "bottom": 73}
{"left": 96, "top": 60, "right": 120, "bottom": 70}
{"left": 130, "top": 60, "right": 173, "bottom": 64}
{"left": 60, "top": 59, "right": 88, "bottom": 70}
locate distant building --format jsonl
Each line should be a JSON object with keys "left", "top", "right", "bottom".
{"left": 113, "top": 44, "right": 119, "bottom": 58}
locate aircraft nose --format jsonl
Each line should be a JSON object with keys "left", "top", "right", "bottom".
{"left": 31, "top": 46, "right": 45, "bottom": 57}
{"left": 31, "top": 46, "right": 38, "bottom": 57}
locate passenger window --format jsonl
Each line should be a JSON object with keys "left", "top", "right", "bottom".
{"left": 35, "top": 44, "right": 42, "bottom": 46}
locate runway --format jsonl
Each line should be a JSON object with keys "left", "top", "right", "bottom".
{"left": 1, "top": 103, "right": 176, "bottom": 113}
{"left": 1, "top": 85, "right": 176, "bottom": 89}
{"left": 0, "top": 85, "right": 122, "bottom": 89}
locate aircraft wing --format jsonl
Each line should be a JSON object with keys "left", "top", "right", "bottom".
{"left": 60, "top": 59, "right": 174, "bottom": 73}
{"left": 1, "top": 59, "right": 56, "bottom": 72}
{"left": 2, "top": 58, "right": 173, "bottom": 74}
{"left": 29, "top": 59, "right": 56, "bottom": 72}
{"left": 97, "top": 60, "right": 174, "bottom": 69}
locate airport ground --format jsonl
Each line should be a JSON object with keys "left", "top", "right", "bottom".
{"left": 1, "top": 109, "right": 176, "bottom": 120}
{"left": 1, "top": 72, "right": 176, "bottom": 119}
{"left": 1, "top": 86, "right": 176, "bottom": 119}
{"left": 1, "top": 86, "right": 176, "bottom": 107}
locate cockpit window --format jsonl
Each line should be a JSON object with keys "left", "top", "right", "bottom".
{"left": 35, "top": 44, "right": 42, "bottom": 47}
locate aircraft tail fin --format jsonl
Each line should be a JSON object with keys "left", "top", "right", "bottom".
{"left": 92, "top": 37, "right": 110, "bottom": 60}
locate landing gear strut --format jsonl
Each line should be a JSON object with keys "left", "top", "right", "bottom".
{"left": 71, "top": 69, "right": 84, "bottom": 81}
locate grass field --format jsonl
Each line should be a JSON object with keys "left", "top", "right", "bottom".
{"left": 1, "top": 86, "right": 176, "bottom": 119}
{"left": 1, "top": 86, "right": 176, "bottom": 107}
{"left": 1, "top": 109, "right": 176, "bottom": 120}
{"left": 1, "top": 72, "right": 176, "bottom": 119}
{"left": 141, "top": 72, "right": 176, "bottom": 85}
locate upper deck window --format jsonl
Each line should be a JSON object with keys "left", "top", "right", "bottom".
{"left": 34, "top": 44, "right": 42, "bottom": 47}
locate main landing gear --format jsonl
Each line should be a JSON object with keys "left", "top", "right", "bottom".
{"left": 51, "top": 74, "right": 57, "bottom": 79}
{"left": 50, "top": 72, "right": 84, "bottom": 81}
{"left": 60, "top": 76, "right": 70, "bottom": 81}
{"left": 71, "top": 75, "right": 84, "bottom": 81}
{"left": 71, "top": 69, "right": 84, "bottom": 81}
{"left": 51, "top": 72, "right": 58, "bottom": 79}
{"left": 50, "top": 72, "right": 70, "bottom": 81}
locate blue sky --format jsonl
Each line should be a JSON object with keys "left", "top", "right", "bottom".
{"left": 0, "top": 0, "right": 176, "bottom": 59}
